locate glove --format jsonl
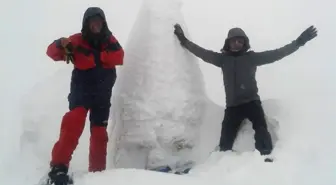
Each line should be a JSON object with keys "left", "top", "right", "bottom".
{"left": 59, "top": 37, "right": 71, "bottom": 48}
{"left": 174, "top": 24, "right": 187, "bottom": 45}
{"left": 59, "top": 37, "right": 74, "bottom": 64}
{"left": 296, "top": 26, "right": 318, "bottom": 46}
{"left": 64, "top": 44, "right": 74, "bottom": 64}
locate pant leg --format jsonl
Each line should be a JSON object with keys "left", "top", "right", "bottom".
{"left": 88, "top": 70, "right": 115, "bottom": 127}
{"left": 88, "top": 94, "right": 111, "bottom": 172}
{"left": 51, "top": 107, "right": 88, "bottom": 167}
{"left": 219, "top": 106, "right": 246, "bottom": 151}
{"left": 50, "top": 84, "right": 89, "bottom": 168}
{"left": 244, "top": 100, "right": 273, "bottom": 155}
{"left": 89, "top": 103, "right": 110, "bottom": 127}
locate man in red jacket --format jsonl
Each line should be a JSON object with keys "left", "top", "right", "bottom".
{"left": 45, "top": 7, "right": 124, "bottom": 185}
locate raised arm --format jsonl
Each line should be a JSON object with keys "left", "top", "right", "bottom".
{"left": 251, "top": 25, "right": 318, "bottom": 66}
{"left": 182, "top": 40, "right": 223, "bottom": 67}
{"left": 251, "top": 41, "right": 300, "bottom": 66}
{"left": 173, "top": 24, "right": 224, "bottom": 67}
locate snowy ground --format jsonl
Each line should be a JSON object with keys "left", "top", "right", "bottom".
{"left": 1, "top": 0, "right": 335, "bottom": 185}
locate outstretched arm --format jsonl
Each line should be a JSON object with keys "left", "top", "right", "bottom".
{"left": 182, "top": 40, "right": 223, "bottom": 67}
{"left": 251, "top": 41, "right": 300, "bottom": 66}
{"left": 252, "top": 26, "right": 317, "bottom": 66}
{"left": 174, "top": 24, "right": 224, "bottom": 67}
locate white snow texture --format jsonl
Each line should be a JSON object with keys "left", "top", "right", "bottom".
{"left": 0, "top": 0, "right": 335, "bottom": 185}
{"left": 110, "top": 0, "right": 207, "bottom": 170}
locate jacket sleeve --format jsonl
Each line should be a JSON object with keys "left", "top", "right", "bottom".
{"left": 46, "top": 39, "right": 66, "bottom": 61}
{"left": 101, "top": 36, "right": 124, "bottom": 66}
{"left": 182, "top": 40, "right": 223, "bottom": 67}
{"left": 251, "top": 40, "right": 300, "bottom": 66}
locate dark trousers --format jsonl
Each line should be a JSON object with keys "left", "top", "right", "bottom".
{"left": 219, "top": 100, "right": 273, "bottom": 155}
{"left": 68, "top": 91, "right": 111, "bottom": 127}
{"left": 68, "top": 68, "right": 116, "bottom": 127}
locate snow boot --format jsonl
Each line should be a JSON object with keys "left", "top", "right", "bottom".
{"left": 264, "top": 157, "right": 274, "bottom": 162}
{"left": 47, "top": 164, "right": 73, "bottom": 185}
{"left": 174, "top": 167, "right": 191, "bottom": 175}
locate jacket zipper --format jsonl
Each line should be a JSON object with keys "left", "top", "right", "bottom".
{"left": 233, "top": 59, "right": 237, "bottom": 103}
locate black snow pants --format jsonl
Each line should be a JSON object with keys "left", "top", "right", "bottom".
{"left": 219, "top": 100, "right": 273, "bottom": 155}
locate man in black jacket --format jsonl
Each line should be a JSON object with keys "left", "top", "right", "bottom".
{"left": 173, "top": 24, "right": 317, "bottom": 155}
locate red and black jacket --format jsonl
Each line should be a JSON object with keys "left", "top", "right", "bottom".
{"left": 46, "top": 33, "right": 124, "bottom": 103}
{"left": 46, "top": 33, "right": 124, "bottom": 70}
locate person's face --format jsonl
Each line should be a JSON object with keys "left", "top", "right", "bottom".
{"left": 88, "top": 16, "right": 104, "bottom": 33}
{"left": 229, "top": 37, "right": 245, "bottom": 52}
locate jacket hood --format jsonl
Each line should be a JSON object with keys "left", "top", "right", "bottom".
{"left": 81, "top": 7, "right": 112, "bottom": 42}
{"left": 82, "top": 7, "right": 106, "bottom": 27}
{"left": 222, "top": 27, "right": 250, "bottom": 53}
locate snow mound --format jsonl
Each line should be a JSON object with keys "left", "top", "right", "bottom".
{"left": 109, "top": 0, "right": 207, "bottom": 170}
